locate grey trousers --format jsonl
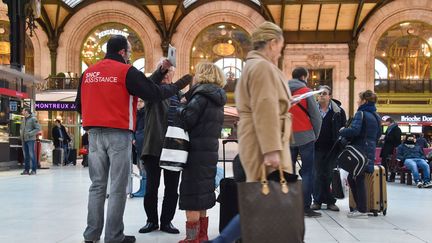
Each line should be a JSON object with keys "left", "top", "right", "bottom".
{"left": 83, "top": 128, "right": 132, "bottom": 243}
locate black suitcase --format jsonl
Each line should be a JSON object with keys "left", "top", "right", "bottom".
{"left": 52, "top": 148, "right": 64, "bottom": 166}
{"left": 68, "top": 149, "right": 77, "bottom": 165}
{"left": 218, "top": 139, "right": 241, "bottom": 233}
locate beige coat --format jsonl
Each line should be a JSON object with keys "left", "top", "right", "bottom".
{"left": 235, "top": 51, "right": 293, "bottom": 182}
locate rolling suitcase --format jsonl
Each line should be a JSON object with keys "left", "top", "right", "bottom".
{"left": 349, "top": 165, "right": 387, "bottom": 216}
{"left": 52, "top": 148, "right": 64, "bottom": 166}
{"left": 218, "top": 139, "right": 240, "bottom": 233}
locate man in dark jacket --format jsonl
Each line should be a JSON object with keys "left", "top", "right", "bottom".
{"left": 52, "top": 119, "right": 71, "bottom": 165}
{"left": 397, "top": 134, "right": 432, "bottom": 188}
{"left": 416, "top": 133, "right": 429, "bottom": 148}
{"left": 380, "top": 117, "right": 401, "bottom": 182}
{"left": 76, "top": 35, "right": 191, "bottom": 243}
{"left": 311, "top": 86, "right": 346, "bottom": 212}
{"left": 139, "top": 67, "right": 189, "bottom": 235}
{"left": 288, "top": 67, "right": 322, "bottom": 217}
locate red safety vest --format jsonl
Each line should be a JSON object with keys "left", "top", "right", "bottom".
{"left": 81, "top": 59, "right": 137, "bottom": 131}
{"left": 289, "top": 86, "right": 313, "bottom": 132}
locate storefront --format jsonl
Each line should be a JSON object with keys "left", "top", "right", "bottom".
{"left": 35, "top": 101, "right": 81, "bottom": 150}
{"left": 0, "top": 67, "right": 36, "bottom": 167}
{"left": 381, "top": 113, "right": 432, "bottom": 141}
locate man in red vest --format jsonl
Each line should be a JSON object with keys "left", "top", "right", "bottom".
{"left": 288, "top": 67, "right": 322, "bottom": 218}
{"left": 75, "top": 35, "right": 192, "bottom": 243}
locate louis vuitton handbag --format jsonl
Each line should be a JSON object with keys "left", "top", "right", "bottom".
{"left": 237, "top": 165, "right": 305, "bottom": 243}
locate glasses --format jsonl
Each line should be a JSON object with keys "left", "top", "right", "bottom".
{"left": 320, "top": 92, "right": 329, "bottom": 96}
{"left": 138, "top": 100, "right": 144, "bottom": 103}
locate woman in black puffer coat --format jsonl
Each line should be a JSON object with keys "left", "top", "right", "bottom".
{"left": 178, "top": 62, "right": 226, "bottom": 243}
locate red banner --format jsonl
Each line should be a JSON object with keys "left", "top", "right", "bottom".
{"left": 0, "top": 88, "right": 29, "bottom": 99}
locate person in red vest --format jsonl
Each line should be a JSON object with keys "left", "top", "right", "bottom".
{"left": 288, "top": 67, "right": 322, "bottom": 218}
{"left": 75, "top": 35, "right": 192, "bottom": 243}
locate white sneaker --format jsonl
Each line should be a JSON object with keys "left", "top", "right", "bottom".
{"left": 347, "top": 211, "right": 368, "bottom": 219}
{"left": 416, "top": 181, "right": 424, "bottom": 188}
{"left": 423, "top": 181, "right": 432, "bottom": 188}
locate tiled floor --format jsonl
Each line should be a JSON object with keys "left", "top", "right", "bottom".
{"left": 0, "top": 165, "right": 431, "bottom": 243}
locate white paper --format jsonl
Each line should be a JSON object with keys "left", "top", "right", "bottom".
{"left": 291, "top": 89, "right": 326, "bottom": 105}
{"left": 167, "top": 44, "right": 176, "bottom": 67}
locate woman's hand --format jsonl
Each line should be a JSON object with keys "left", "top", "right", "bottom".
{"left": 263, "top": 151, "right": 281, "bottom": 168}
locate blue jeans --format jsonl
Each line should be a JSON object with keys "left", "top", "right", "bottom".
{"left": 404, "top": 159, "right": 431, "bottom": 183}
{"left": 209, "top": 214, "right": 241, "bottom": 243}
{"left": 83, "top": 128, "right": 133, "bottom": 243}
{"left": 23, "top": 140, "right": 37, "bottom": 172}
{"left": 291, "top": 141, "right": 315, "bottom": 208}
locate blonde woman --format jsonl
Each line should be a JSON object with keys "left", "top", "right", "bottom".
{"left": 235, "top": 21, "right": 293, "bottom": 181}
{"left": 177, "top": 62, "right": 227, "bottom": 243}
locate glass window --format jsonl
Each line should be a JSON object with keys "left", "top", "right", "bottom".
{"left": 308, "top": 68, "right": 333, "bottom": 90}
{"left": 375, "top": 21, "right": 432, "bottom": 93}
{"left": 190, "top": 23, "right": 252, "bottom": 104}
{"left": 81, "top": 23, "right": 145, "bottom": 72}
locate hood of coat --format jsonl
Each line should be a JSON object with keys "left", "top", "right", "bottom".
{"left": 187, "top": 83, "right": 227, "bottom": 107}
{"left": 288, "top": 78, "right": 307, "bottom": 92}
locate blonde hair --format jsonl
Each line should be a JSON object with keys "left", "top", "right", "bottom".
{"left": 251, "top": 21, "right": 283, "bottom": 50}
{"left": 194, "top": 62, "right": 226, "bottom": 87}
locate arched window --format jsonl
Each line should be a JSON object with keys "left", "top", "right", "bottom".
{"left": 190, "top": 23, "right": 252, "bottom": 104}
{"left": 375, "top": 21, "right": 432, "bottom": 93}
{"left": 80, "top": 23, "right": 145, "bottom": 72}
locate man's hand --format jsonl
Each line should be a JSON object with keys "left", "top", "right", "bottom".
{"left": 263, "top": 151, "right": 281, "bottom": 169}
{"left": 160, "top": 59, "right": 172, "bottom": 73}
{"left": 174, "top": 74, "right": 193, "bottom": 90}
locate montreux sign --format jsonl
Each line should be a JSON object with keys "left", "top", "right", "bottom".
{"left": 35, "top": 101, "right": 76, "bottom": 111}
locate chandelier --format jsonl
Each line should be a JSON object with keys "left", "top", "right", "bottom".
{"left": 213, "top": 43, "right": 235, "bottom": 56}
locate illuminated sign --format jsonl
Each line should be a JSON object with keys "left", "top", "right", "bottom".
{"left": 35, "top": 101, "right": 76, "bottom": 111}
{"left": 97, "top": 29, "right": 129, "bottom": 39}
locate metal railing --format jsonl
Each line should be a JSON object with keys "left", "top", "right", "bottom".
{"left": 36, "top": 77, "right": 80, "bottom": 91}
{"left": 375, "top": 79, "right": 432, "bottom": 93}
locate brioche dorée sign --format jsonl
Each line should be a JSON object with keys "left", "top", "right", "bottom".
{"left": 35, "top": 101, "right": 76, "bottom": 111}
{"left": 400, "top": 115, "right": 432, "bottom": 122}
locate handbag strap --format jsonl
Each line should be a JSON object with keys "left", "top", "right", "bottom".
{"left": 260, "top": 164, "right": 289, "bottom": 195}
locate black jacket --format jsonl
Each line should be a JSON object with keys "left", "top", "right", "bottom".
{"left": 178, "top": 83, "right": 227, "bottom": 210}
{"left": 380, "top": 123, "right": 401, "bottom": 159}
{"left": 52, "top": 125, "right": 71, "bottom": 147}
{"left": 315, "top": 99, "right": 347, "bottom": 151}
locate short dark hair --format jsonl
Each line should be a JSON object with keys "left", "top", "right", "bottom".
{"left": 292, "top": 67, "right": 308, "bottom": 80}
{"left": 106, "top": 35, "right": 128, "bottom": 54}
{"left": 55, "top": 119, "right": 61, "bottom": 124}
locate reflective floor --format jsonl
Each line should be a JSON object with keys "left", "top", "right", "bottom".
{"left": 0, "top": 164, "right": 431, "bottom": 243}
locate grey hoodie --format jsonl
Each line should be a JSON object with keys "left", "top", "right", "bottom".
{"left": 20, "top": 114, "right": 41, "bottom": 142}
{"left": 288, "top": 79, "right": 322, "bottom": 146}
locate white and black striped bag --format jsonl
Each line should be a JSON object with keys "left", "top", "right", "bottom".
{"left": 159, "top": 126, "right": 190, "bottom": 171}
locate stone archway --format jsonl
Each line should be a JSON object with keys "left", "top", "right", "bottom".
{"left": 356, "top": 0, "right": 432, "bottom": 98}
{"left": 57, "top": 0, "right": 161, "bottom": 75}
{"left": 171, "top": 1, "right": 265, "bottom": 79}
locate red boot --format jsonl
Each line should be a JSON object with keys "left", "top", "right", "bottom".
{"left": 198, "top": 217, "right": 209, "bottom": 242}
{"left": 179, "top": 221, "right": 200, "bottom": 243}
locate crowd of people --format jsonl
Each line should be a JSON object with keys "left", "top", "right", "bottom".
{"left": 13, "top": 20, "right": 430, "bottom": 243}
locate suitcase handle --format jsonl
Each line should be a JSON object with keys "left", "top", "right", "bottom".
{"left": 222, "top": 139, "right": 238, "bottom": 145}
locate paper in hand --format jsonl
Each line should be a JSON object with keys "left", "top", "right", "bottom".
{"left": 167, "top": 44, "right": 176, "bottom": 67}
{"left": 291, "top": 89, "right": 326, "bottom": 105}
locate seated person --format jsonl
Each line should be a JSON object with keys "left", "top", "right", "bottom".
{"left": 397, "top": 134, "right": 432, "bottom": 188}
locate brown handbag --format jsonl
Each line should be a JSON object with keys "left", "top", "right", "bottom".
{"left": 237, "top": 165, "right": 305, "bottom": 243}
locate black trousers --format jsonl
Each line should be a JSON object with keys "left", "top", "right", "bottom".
{"left": 348, "top": 173, "right": 367, "bottom": 213}
{"left": 313, "top": 149, "right": 337, "bottom": 205}
{"left": 143, "top": 155, "right": 180, "bottom": 225}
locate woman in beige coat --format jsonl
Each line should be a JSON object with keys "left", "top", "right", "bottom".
{"left": 235, "top": 21, "right": 292, "bottom": 182}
